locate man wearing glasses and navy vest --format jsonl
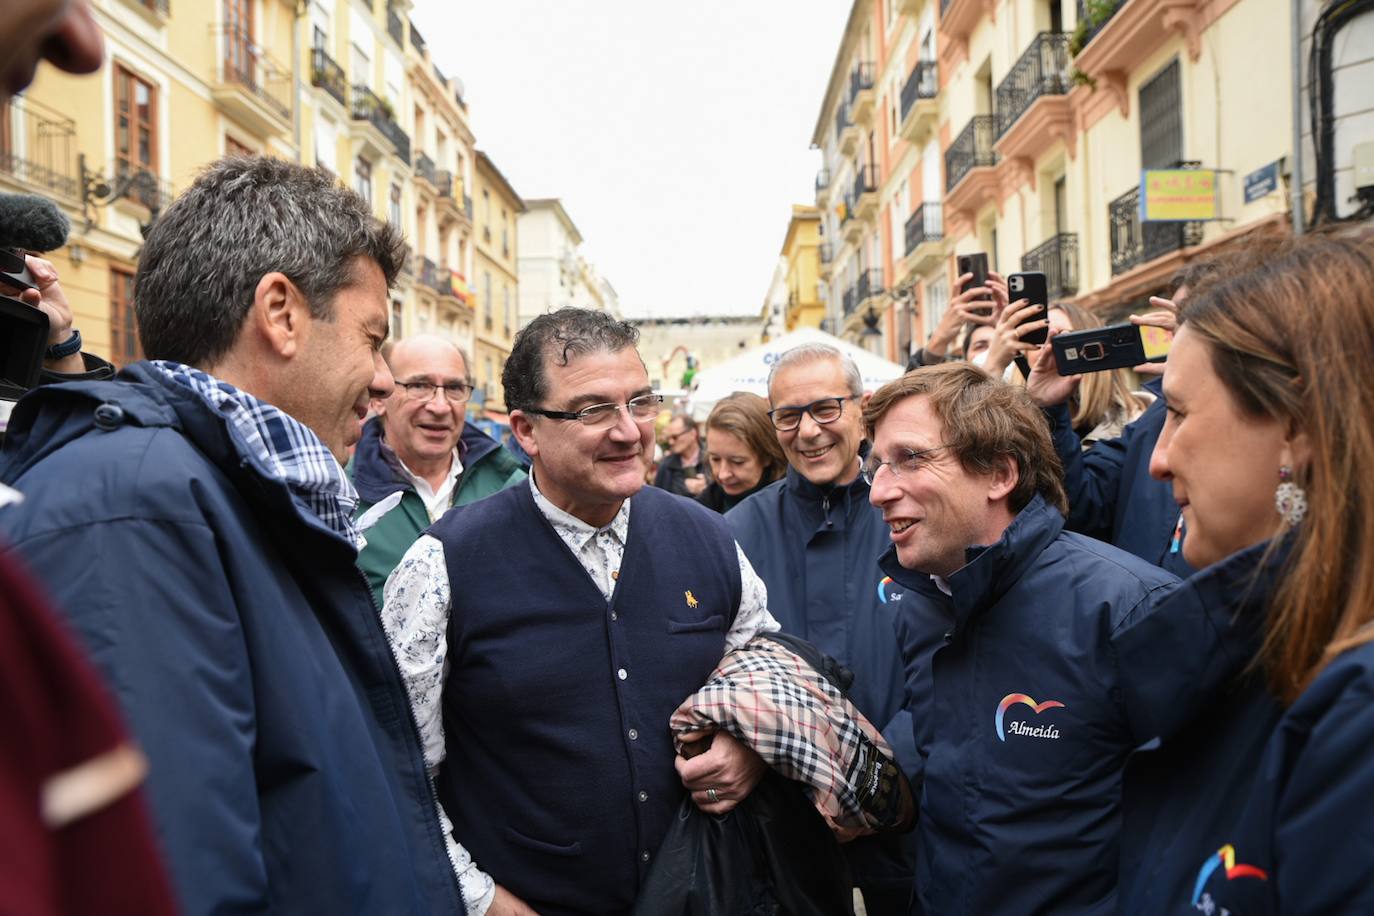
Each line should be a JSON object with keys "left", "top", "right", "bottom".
{"left": 381, "top": 308, "right": 781, "bottom": 915}
{"left": 725, "top": 342, "right": 918, "bottom": 914}
{"left": 348, "top": 334, "right": 526, "bottom": 605}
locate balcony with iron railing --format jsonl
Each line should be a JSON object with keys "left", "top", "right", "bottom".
{"left": 0, "top": 95, "right": 79, "bottom": 200}
{"left": 843, "top": 283, "right": 860, "bottom": 316}
{"left": 1109, "top": 184, "right": 1204, "bottom": 276}
{"left": 387, "top": 6, "right": 404, "bottom": 46}
{"left": 904, "top": 202, "right": 943, "bottom": 257}
{"left": 840, "top": 194, "right": 865, "bottom": 244}
{"left": 851, "top": 165, "right": 879, "bottom": 220}
{"left": 415, "top": 152, "right": 436, "bottom": 187}
{"left": 1070, "top": 0, "right": 1203, "bottom": 114}
{"left": 899, "top": 61, "right": 939, "bottom": 143}
{"left": 112, "top": 159, "right": 174, "bottom": 213}
{"left": 945, "top": 115, "right": 997, "bottom": 193}
{"left": 214, "top": 26, "right": 293, "bottom": 137}
{"left": 995, "top": 33, "right": 1071, "bottom": 139}
{"left": 815, "top": 168, "right": 831, "bottom": 205}
{"left": 857, "top": 268, "right": 885, "bottom": 306}
{"left": 1020, "top": 233, "right": 1079, "bottom": 300}
{"left": 416, "top": 255, "right": 446, "bottom": 294}
{"left": 1072, "top": 0, "right": 1121, "bottom": 53}
{"left": 836, "top": 104, "right": 859, "bottom": 158}
{"left": 849, "top": 62, "right": 877, "bottom": 124}
{"left": 310, "top": 48, "right": 347, "bottom": 108}
{"left": 351, "top": 84, "right": 411, "bottom": 163}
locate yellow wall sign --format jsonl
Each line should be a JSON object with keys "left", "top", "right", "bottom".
{"left": 1140, "top": 169, "right": 1219, "bottom": 221}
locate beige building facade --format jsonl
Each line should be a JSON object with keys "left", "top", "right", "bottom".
{"left": 471, "top": 150, "right": 523, "bottom": 416}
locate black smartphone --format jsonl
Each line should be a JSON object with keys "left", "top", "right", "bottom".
{"left": 1006, "top": 271, "right": 1049, "bottom": 346}
{"left": 956, "top": 253, "right": 991, "bottom": 304}
{"left": 1052, "top": 323, "right": 1174, "bottom": 375}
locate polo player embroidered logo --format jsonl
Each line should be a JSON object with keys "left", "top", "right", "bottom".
{"left": 684, "top": 590, "right": 699, "bottom": 609}
{"left": 995, "top": 693, "right": 1066, "bottom": 741}
{"left": 1190, "top": 844, "right": 1268, "bottom": 905}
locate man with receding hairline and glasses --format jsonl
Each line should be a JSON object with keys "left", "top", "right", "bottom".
{"left": 382, "top": 307, "right": 781, "bottom": 915}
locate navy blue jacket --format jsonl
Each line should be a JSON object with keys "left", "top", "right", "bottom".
{"left": 1116, "top": 540, "right": 1374, "bottom": 914}
{"left": 430, "top": 483, "right": 741, "bottom": 916}
{"left": 1047, "top": 377, "right": 1194, "bottom": 579}
{"left": 882, "top": 495, "right": 1179, "bottom": 915}
{"left": 0, "top": 365, "right": 462, "bottom": 915}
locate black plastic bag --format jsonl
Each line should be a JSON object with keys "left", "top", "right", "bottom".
{"left": 633, "top": 772, "right": 855, "bottom": 916}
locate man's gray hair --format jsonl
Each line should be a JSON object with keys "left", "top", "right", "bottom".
{"left": 766, "top": 343, "right": 864, "bottom": 401}
{"left": 135, "top": 155, "right": 406, "bottom": 367}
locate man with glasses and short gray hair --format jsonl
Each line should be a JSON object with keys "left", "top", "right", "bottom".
{"left": 381, "top": 307, "right": 780, "bottom": 915}
{"left": 349, "top": 333, "right": 526, "bottom": 605}
{"left": 725, "top": 342, "right": 918, "bottom": 914}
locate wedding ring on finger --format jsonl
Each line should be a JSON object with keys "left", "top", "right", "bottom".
{"left": 706, "top": 787, "right": 719, "bottom": 804}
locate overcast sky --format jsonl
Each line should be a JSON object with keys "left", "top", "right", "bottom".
{"left": 410, "top": 1, "right": 850, "bottom": 318}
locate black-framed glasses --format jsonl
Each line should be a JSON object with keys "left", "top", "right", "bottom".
{"left": 525, "top": 393, "right": 664, "bottom": 429}
{"left": 768, "top": 396, "right": 852, "bottom": 432}
{"left": 860, "top": 445, "right": 948, "bottom": 485}
{"left": 397, "top": 380, "right": 474, "bottom": 404}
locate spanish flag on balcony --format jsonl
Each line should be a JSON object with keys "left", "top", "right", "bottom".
{"left": 449, "top": 270, "right": 473, "bottom": 306}
{"left": 835, "top": 201, "right": 848, "bottom": 222}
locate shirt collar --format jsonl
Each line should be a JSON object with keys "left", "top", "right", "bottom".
{"left": 527, "top": 470, "right": 631, "bottom": 549}
{"left": 150, "top": 360, "right": 360, "bottom": 548}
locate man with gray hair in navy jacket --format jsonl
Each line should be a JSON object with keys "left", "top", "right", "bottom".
{"left": 382, "top": 307, "right": 781, "bottom": 915}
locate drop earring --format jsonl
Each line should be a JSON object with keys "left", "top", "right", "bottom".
{"left": 1275, "top": 466, "right": 1307, "bottom": 527}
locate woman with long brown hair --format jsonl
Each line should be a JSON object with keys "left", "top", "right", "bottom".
{"left": 696, "top": 392, "right": 787, "bottom": 513}
{"left": 1115, "top": 229, "right": 1374, "bottom": 915}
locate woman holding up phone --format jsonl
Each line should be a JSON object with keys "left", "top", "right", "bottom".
{"left": 1114, "top": 230, "right": 1374, "bottom": 914}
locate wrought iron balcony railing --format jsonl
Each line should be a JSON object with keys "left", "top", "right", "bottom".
{"left": 1108, "top": 185, "right": 1204, "bottom": 276}
{"left": 417, "top": 255, "right": 446, "bottom": 294}
{"left": 843, "top": 283, "right": 860, "bottom": 315}
{"left": 857, "top": 268, "right": 885, "bottom": 304}
{"left": 904, "top": 202, "right": 943, "bottom": 255}
{"left": 849, "top": 62, "right": 875, "bottom": 104}
{"left": 0, "top": 95, "right": 79, "bottom": 199}
{"left": 995, "top": 32, "right": 1072, "bottom": 138}
{"left": 815, "top": 169, "right": 830, "bottom": 193}
{"left": 351, "top": 83, "right": 411, "bottom": 162}
{"left": 1073, "top": 0, "right": 1122, "bottom": 51}
{"left": 1020, "top": 233, "right": 1079, "bottom": 299}
{"left": 900, "top": 61, "right": 939, "bottom": 122}
{"left": 387, "top": 6, "right": 404, "bottom": 45}
{"left": 310, "top": 48, "right": 347, "bottom": 107}
{"left": 415, "top": 152, "right": 436, "bottom": 186}
{"left": 945, "top": 115, "right": 997, "bottom": 192}
{"left": 219, "top": 26, "right": 292, "bottom": 120}
{"left": 852, "top": 165, "right": 877, "bottom": 202}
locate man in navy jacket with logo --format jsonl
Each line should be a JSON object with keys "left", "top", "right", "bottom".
{"left": 863, "top": 364, "right": 1178, "bottom": 915}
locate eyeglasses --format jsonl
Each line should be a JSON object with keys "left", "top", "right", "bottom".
{"left": 666, "top": 427, "right": 696, "bottom": 443}
{"left": 768, "top": 396, "right": 852, "bottom": 432}
{"left": 397, "top": 380, "right": 474, "bottom": 404}
{"left": 525, "top": 393, "right": 665, "bottom": 429}
{"left": 860, "top": 445, "right": 948, "bottom": 485}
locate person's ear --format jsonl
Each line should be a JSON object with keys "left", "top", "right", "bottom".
{"left": 510, "top": 410, "right": 539, "bottom": 458}
{"left": 250, "top": 272, "right": 311, "bottom": 360}
{"left": 987, "top": 454, "right": 1019, "bottom": 503}
{"left": 1283, "top": 425, "right": 1313, "bottom": 477}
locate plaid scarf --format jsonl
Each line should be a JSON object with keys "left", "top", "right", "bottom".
{"left": 671, "top": 633, "right": 915, "bottom": 841}
{"left": 151, "top": 361, "right": 360, "bottom": 548}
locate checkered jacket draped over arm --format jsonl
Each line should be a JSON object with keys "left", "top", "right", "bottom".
{"left": 671, "top": 632, "right": 915, "bottom": 842}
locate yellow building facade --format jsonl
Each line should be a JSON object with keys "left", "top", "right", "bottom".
{"left": 813, "top": 0, "right": 1301, "bottom": 363}
{"left": 471, "top": 150, "right": 523, "bottom": 416}
{"left": 781, "top": 205, "right": 825, "bottom": 332}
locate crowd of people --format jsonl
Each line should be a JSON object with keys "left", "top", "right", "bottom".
{"left": 3, "top": 5, "right": 1374, "bottom": 915}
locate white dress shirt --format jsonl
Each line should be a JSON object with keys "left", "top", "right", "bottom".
{"left": 381, "top": 474, "right": 779, "bottom": 914}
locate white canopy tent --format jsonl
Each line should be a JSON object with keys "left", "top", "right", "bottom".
{"left": 683, "top": 327, "right": 906, "bottom": 420}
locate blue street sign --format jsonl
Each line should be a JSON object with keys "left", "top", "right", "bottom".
{"left": 1244, "top": 161, "right": 1280, "bottom": 204}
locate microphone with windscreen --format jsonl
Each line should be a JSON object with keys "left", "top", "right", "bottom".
{"left": 1, "top": 193, "right": 73, "bottom": 398}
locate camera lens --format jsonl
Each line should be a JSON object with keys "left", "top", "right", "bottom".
{"left": 1083, "top": 343, "right": 1105, "bottom": 360}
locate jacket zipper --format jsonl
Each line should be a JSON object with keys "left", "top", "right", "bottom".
{"left": 355, "top": 568, "right": 465, "bottom": 908}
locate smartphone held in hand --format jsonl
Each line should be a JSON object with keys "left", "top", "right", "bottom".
{"left": 1006, "top": 271, "right": 1049, "bottom": 346}
{"left": 1052, "top": 323, "right": 1172, "bottom": 375}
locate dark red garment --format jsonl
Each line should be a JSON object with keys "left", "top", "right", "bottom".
{"left": 0, "top": 547, "right": 177, "bottom": 915}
